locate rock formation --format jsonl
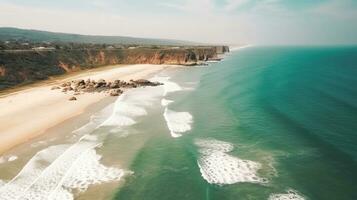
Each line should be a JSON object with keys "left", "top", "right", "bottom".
{"left": 56, "top": 78, "right": 162, "bottom": 100}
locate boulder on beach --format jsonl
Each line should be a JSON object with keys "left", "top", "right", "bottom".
{"left": 110, "top": 80, "right": 121, "bottom": 88}
{"left": 60, "top": 81, "right": 72, "bottom": 89}
{"left": 131, "top": 79, "right": 163, "bottom": 86}
{"left": 85, "top": 79, "right": 91, "bottom": 84}
{"left": 69, "top": 96, "right": 77, "bottom": 101}
{"left": 73, "top": 79, "right": 85, "bottom": 87}
{"left": 95, "top": 79, "right": 107, "bottom": 88}
{"left": 110, "top": 89, "right": 123, "bottom": 96}
{"left": 54, "top": 78, "right": 162, "bottom": 95}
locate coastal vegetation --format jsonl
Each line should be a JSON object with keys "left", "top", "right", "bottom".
{"left": 0, "top": 27, "right": 194, "bottom": 45}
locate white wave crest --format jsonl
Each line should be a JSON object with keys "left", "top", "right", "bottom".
{"left": 163, "top": 108, "right": 193, "bottom": 138}
{"left": 195, "top": 138, "right": 265, "bottom": 185}
{"left": 72, "top": 104, "right": 115, "bottom": 136}
{"left": 268, "top": 189, "right": 305, "bottom": 200}
{"left": 151, "top": 76, "right": 182, "bottom": 96}
{"left": 100, "top": 86, "right": 163, "bottom": 128}
{"left": 0, "top": 135, "right": 125, "bottom": 200}
{"left": 101, "top": 115, "right": 136, "bottom": 127}
{"left": 161, "top": 98, "right": 173, "bottom": 107}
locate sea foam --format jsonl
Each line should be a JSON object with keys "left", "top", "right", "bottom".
{"left": 0, "top": 135, "right": 125, "bottom": 200}
{"left": 155, "top": 76, "right": 194, "bottom": 138}
{"left": 195, "top": 138, "right": 265, "bottom": 185}
{"left": 268, "top": 190, "right": 305, "bottom": 200}
{"left": 0, "top": 180, "right": 5, "bottom": 187}
{"left": 7, "top": 156, "right": 18, "bottom": 162}
{"left": 150, "top": 76, "right": 182, "bottom": 96}
{"left": 0, "top": 155, "right": 18, "bottom": 164}
{"left": 163, "top": 108, "right": 193, "bottom": 138}
{"left": 100, "top": 86, "right": 163, "bottom": 128}
{"left": 161, "top": 98, "right": 173, "bottom": 107}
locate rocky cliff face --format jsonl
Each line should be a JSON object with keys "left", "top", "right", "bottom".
{"left": 0, "top": 46, "right": 229, "bottom": 90}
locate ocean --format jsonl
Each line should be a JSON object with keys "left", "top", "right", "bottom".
{"left": 1, "top": 46, "right": 357, "bottom": 200}
{"left": 112, "top": 46, "right": 357, "bottom": 200}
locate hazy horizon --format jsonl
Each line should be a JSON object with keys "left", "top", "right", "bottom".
{"left": 0, "top": 0, "right": 356, "bottom": 45}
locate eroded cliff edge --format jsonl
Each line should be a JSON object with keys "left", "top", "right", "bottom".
{"left": 0, "top": 46, "right": 229, "bottom": 90}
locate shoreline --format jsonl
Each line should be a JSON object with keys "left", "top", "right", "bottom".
{"left": 0, "top": 64, "right": 175, "bottom": 154}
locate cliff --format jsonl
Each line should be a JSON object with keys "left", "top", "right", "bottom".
{"left": 0, "top": 46, "right": 229, "bottom": 90}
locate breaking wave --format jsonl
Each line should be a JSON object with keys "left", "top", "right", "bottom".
{"left": 0, "top": 75, "right": 194, "bottom": 199}
{"left": 163, "top": 108, "right": 193, "bottom": 138}
{"left": 195, "top": 138, "right": 266, "bottom": 185}
{"left": 100, "top": 85, "right": 163, "bottom": 128}
{"left": 150, "top": 76, "right": 182, "bottom": 96}
{"left": 0, "top": 135, "right": 125, "bottom": 200}
{"left": 161, "top": 98, "right": 173, "bottom": 107}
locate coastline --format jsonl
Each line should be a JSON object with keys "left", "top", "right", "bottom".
{"left": 0, "top": 64, "right": 174, "bottom": 154}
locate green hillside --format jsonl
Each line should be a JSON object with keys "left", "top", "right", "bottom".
{"left": 0, "top": 27, "right": 195, "bottom": 45}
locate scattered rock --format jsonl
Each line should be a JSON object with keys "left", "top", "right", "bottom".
{"left": 69, "top": 96, "right": 77, "bottom": 101}
{"left": 131, "top": 79, "right": 163, "bottom": 86}
{"left": 85, "top": 78, "right": 91, "bottom": 85}
{"left": 55, "top": 78, "right": 162, "bottom": 96}
{"left": 107, "top": 82, "right": 112, "bottom": 88}
{"left": 110, "top": 89, "right": 123, "bottom": 96}
{"left": 73, "top": 79, "right": 85, "bottom": 87}
{"left": 94, "top": 80, "right": 106, "bottom": 88}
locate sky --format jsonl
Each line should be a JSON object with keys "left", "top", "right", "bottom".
{"left": 0, "top": 0, "right": 356, "bottom": 45}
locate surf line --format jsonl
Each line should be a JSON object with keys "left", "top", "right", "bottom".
{"left": 47, "top": 143, "right": 102, "bottom": 199}
{"left": 0, "top": 135, "right": 96, "bottom": 199}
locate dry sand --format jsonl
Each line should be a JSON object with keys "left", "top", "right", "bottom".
{"left": 0, "top": 64, "right": 170, "bottom": 154}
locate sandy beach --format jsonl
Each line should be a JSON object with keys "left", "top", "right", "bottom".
{"left": 0, "top": 64, "right": 170, "bottom": 154}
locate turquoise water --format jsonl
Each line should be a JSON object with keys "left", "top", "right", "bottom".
{"left": 113, "top": 46, "right": 357, "bottom": 200}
